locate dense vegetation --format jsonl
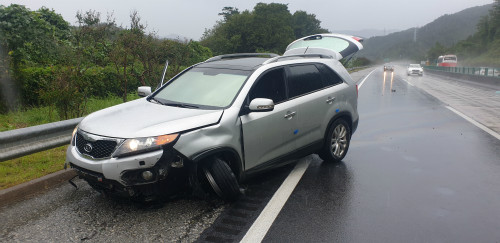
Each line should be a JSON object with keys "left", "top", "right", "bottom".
{"left": 0, "top": 3, "right": 334, "bottom": 117}
{"left": 0, "top": 5, "right": 212, "bottom": 116}
{"left": 359, "top": 4, "right": 493, "bottom": 64}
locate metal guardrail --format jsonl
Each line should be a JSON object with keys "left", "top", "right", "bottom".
{"left": 424, "top": 66, "right": 500, "bottom": 78}
{"left": 0, "top": 117, "right": 83, "bottom": 162}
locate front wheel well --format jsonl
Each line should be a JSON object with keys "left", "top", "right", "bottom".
{"left": 194, "top": 149, "right": 242, "bottom": 181}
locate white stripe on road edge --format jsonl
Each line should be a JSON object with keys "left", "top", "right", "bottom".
{"left": 240, "top": 158, "right": 311, "bottom": 243}
{"left": 358, "top": 68, "right": 376, "bottom": 89}
{"left": 241, "top": 70, "right": 371, "bottom": 242}
{"left": 403, "top": 79, "right": 414, "bottom": 87}
{"left": 446, "top": 106, "right": 500, "bottom": 140}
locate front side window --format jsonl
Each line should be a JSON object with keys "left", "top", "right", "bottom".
{"left": 248, "top": 68, "right": 286, "bottom": 104}
{"left": 154, "top": 67, "right": 250, "bottom": 109}
{"left": 287, "top": 64, "right": 323, "bottom": 98}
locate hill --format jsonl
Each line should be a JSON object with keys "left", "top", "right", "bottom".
{"left": 335, "top": 29, "right": 400, "bottom": 38}
{"left": 358, "top": 4, "right": 494, "bottom": 62}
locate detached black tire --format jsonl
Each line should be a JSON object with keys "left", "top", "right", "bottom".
{"left": 203, "top": 157, "right": 241, "bottom": 201}
{"left": 319, "top": 119, "right": 351, "bottom": 162}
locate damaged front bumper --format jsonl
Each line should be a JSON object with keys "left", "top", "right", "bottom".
{"left": 66, "top": 145, "right": 190, "bottom": 199}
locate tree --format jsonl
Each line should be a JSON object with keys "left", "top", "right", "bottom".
{"left": 201, "top": 3, "right": 328, "bottom": 55}
{"left": 426, "top": 42, "right": 447, "bottom": 62}
{"left": 291, "top": 11, "right": 328, "bottom": 39}
{"left": 219, "top": 7, "right": 239, "bottom": 21}
{"left": 0, "top": 5, "right": 70, "bottom": 68}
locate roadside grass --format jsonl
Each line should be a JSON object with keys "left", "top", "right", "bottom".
{"left": 0, "top": 93, "right": 140, "bottom": 190}
{"left": 0, "top": 145, "right": 67, "bottom": 190}
{"left": 0, "top": 93, "right": 140, "bottom": 132}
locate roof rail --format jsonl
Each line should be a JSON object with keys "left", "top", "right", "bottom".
{"left": 205, "top": 53, "right": 279, "bottom": 63}
{"left": 262, "top": 54, "right": 333, "bottom": 65}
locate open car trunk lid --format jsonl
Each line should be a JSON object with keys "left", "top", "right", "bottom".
{"left": 285, "top": 33, "right": 363, "bottom": 60}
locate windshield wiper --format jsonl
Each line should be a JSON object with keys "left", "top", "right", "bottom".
{"left": 163, "top": 102, "right": 200, "bottom": 109}
{"left": 149, "top": 97, "right": 199, "bottom": 109}
{"left": 149, "top": 97, "right": 165, "bottom": 105}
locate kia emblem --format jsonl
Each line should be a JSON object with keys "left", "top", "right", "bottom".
{"left": 83, "top": 143, "right": 93, "bottom": 153}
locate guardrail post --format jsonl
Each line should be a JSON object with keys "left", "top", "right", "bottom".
{"left": 485, "top": 68, "right": 489, "bottom": 77}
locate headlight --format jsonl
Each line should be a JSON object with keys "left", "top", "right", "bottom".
{"left": 113, "top": 134, "right": 179, "bottom": 157}
{"left": 71, "top": 125, "right": 79, "bottom": 146}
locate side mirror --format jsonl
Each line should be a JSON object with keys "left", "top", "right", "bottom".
{"left": 249, "top": 98, "right": 274, "bottom": 112}
{"left": 138, "top": 86, "right": 152, "bottom": 97}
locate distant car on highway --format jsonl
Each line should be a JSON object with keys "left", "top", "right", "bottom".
{"left": 407, "top": 64, "right": 424, "bottom": 76}
{"left": 384, "top": 65, "right": 394, "bottom": 72}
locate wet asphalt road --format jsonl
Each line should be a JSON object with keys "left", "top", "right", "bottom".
{"left": 2, "top": 67, "right": 499, "bottom": 242}
{"left": 0, "top": 178, "right": 226, "bottom": 242}
{"left": 262, "top": 68, "right": 500, "bottom": 242}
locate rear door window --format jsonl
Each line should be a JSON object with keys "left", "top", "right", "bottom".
{"left": 316, "top": 63, "right": 343, "bottom": 86}
{"left": 287, "top": 64, "right": 323, "bottom": 98}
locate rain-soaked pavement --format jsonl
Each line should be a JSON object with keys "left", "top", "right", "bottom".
{"left": 1, "top": 67, "right": 499, "bottom": 242}
{"left": 262, "top": 67, "right": 500, "bottom": 242}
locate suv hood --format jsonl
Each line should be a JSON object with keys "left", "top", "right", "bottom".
{"left": 79, "top": 98, "right": 223, "bottom": 138}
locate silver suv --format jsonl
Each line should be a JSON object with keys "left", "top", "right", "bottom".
{"left": 66, "top": 34, "right": 363, "bottom": 201}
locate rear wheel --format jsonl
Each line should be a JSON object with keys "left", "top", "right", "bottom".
{"left": 203, "top": 157, "right": 241, "bottom": 201}
{"left": 319, "top": 119, "right": 351, "bottom": 162}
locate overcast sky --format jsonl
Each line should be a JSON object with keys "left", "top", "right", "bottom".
{"left": 2, "top": 0, "right": 495, "bottom": 40}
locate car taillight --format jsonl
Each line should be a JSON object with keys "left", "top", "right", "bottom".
{"left": 352, "top": 36, "right": 363, "bottom": 43}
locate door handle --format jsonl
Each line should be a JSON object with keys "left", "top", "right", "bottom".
{"left": 326, "top": 96, "right": 335, "bottom": 104}
{"left": 284, "top": 111, "right": 296, "bottom": 119}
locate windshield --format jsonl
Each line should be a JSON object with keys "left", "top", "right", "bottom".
{"left": 409, "top": 64, "right": 421, "bottom": 68}
{"left": 153, "top": 67, "right": 250, "bottom": 109}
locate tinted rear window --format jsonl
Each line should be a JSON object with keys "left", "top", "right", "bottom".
{"left": 316, "top": 63, "right": 343, "bottom": 86}
{"left": 287, "top": 65, "right": 323, "bottom": 98}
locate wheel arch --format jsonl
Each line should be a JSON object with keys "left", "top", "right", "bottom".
{"left": 326, "top": 112, "right": 353, "bottom": 135}
{"left": 191, "top": 147, "right": 243, "bottom": 181}
{"left": 321, "top": 112, "right": 353, "bottom": 149}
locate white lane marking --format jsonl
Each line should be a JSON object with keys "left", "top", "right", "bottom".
{"left": 446, "top": 106, "right": 500, "bottom": 140}
{"left": 403, "top": 79, "right": 414, "bottom": 87}
{"left": 240, "top": 158, "right": 311, "bottom": 243}
{"left": 358, "top": 68, "right": 376, "bottom": 89}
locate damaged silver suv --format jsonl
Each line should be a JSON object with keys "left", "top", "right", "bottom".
{"left": 66, "top": 34, "right": 362, "bottom": 201}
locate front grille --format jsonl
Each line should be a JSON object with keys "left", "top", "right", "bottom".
{"left": 75, "top": 132, "right": 118, "bottom": 159}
